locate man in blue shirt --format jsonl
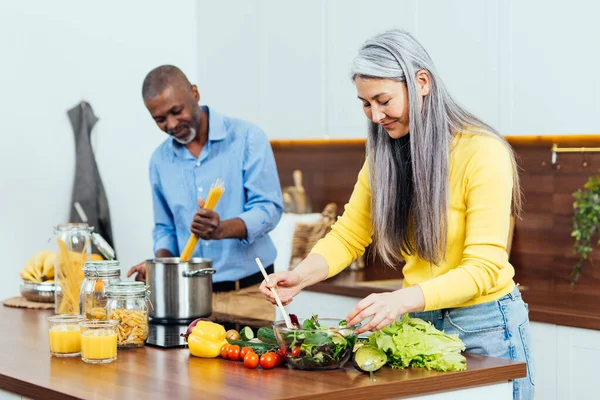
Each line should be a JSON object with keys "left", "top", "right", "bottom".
{"left": 128, "top": 65, "right": 283, "bottom": 297}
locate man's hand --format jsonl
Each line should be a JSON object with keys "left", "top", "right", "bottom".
{"left": 127, "top": 250, "right": 173, "bottom": 282}
{"left": 127, "top": 261, "right": 147, "bottom": 282}
{"left": 191, "top": 198, "right": 222, "bottom": 240}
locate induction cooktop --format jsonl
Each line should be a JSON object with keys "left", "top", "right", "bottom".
{"left": 146, "top": 322, "right": 188, "bottom": 348}
{"left": 146, "top": 319, "right": 267, "bottom": 349}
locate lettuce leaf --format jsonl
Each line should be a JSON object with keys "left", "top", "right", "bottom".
{"left": 368, "top": 314, "right": 467, "bottom": 372}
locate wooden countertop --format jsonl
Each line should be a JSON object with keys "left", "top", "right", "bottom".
{"left": 0, "top": 306, "right": 525, "bottom": 400}
{"left": 307, "top": 268, "right": 600, "bottom": 330}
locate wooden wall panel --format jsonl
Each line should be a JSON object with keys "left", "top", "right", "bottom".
{"left": 505, "top": 135, "right": 600, "bottom": 294}
{"left": 271, "top": 135, "right": 600, "bottom": 294}
{"left": 272, "top": 140, "right": 366, "bottom": 213}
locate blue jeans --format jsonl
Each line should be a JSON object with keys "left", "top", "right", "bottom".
{"left": 410, "top": 286, "right": 535, "bottom": 400}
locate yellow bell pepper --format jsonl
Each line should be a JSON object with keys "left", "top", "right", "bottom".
{"left": 187, "top": 321, "right": 227, "bottom": 358}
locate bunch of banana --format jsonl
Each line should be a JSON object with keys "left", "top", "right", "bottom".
{"left": 20, "top": 250, "right": 55, "bottom": 283}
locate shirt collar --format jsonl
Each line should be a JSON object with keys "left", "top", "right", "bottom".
{"left": 169, "top": 105, "right": 227, "bottom": 157}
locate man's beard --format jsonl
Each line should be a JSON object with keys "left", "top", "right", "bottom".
{"left": 172, "top": 126, "right": 197, "bottom": 145}
{"left": 171, "top": 111, "right": 202, "bottom": 145}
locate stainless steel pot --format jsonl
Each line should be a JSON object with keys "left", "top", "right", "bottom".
{"left": 145, "top": 257, "right": 216, "bottom": 323}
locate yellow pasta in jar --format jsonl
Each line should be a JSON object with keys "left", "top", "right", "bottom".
{"left": 86, "top": 307, "right": 107, "bottom": 320}
{"left": 108, "top": 309, "right": 148, "bottom": 348}
{"left": 56, "top": 239, "right": 87, "bottom": 314}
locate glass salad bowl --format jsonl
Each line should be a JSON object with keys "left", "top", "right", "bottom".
{"left": 273, "top": 316, "right": 359, "bottom": 370}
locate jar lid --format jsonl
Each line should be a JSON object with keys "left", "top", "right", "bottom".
{"left": 106, "top": 281, "right": 148, "bottom": 297}
{"left": 54, "top": 222, "right": 93, "bottom": 232}
{"left": 83, "top": 260, "right": 121, "bottom": 277}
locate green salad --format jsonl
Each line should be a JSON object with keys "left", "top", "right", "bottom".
{"left": 280, "top": 314, "right": 357, "bottom": 370}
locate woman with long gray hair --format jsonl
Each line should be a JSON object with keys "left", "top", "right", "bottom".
{"left": 260, "top": 29, "right": 533, "bottom": 399}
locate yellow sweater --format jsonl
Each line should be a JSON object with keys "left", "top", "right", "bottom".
{"left": 310, "top": 133, "right": 516, "bottom": 311}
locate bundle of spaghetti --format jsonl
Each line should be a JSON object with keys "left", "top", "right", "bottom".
{"left": 180, "top": 178, "right": 225, "bottom": 262}
{"left": 56, "top": 238, "right": 87, "bottom": 314}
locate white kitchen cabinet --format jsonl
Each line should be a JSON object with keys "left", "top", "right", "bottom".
{"left": 404, "top": 382, "right": 512, "bottom": 400}
{"left": 0, "top": 389, "right": 28, "bottom": 399}
{"left": 530, "top": 321, "right": 600, "bottom": 399}
{"left": 556, "top": 325, "right": 600, "bottom": 399}
{"left": 529, "top": 321, "right": 558, "bottom": 400}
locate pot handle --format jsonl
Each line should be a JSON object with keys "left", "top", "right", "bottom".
{"left": 182, "top": 268, "right": 216, "bottom": 278}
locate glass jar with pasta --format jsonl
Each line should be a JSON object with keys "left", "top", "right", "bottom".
{"left": 54, "top": 223, "right": 93, "bottom": 315}
{"left": 106, "top": 282, "right": 150, "bottom": 348}
{"left": 80, "top": 260, "right": 121, "bottom": 320}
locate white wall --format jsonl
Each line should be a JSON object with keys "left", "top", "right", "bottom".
{"left": 0, "top": 0, "right": 197, "bottom": 299}
{"left": 197, "top": 0, "right": 600, "bottom": 138}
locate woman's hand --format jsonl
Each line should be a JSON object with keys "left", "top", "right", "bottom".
{"left": 258, "top": 254, "right": 330, "bottom": 306}
{"left": 259, "top": 270, "right": 303, "bottom": 306}
{"left": 346, "top": 285, "right": 426, "bottom": 334}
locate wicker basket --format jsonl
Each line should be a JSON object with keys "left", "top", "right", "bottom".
{"left": 289, "top": 203, "right": 365, "bottom": 271}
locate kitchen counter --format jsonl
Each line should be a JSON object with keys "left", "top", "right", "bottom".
{"left": 306, "top": 268, "right": 600, "bottom": 330}
{"left": 0, "top": 306, "right": 525, "bottom": 400}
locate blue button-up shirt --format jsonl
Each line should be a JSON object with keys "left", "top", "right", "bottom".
{"left": 149, "top": 106, "right": 283, "bottom": 282}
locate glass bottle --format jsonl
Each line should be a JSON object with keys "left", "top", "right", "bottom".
{"left": 54, "top": 223, "right": 92, "bottom": 314}
{"left": 80, "top": 260, "right": 121, "bottom": 320}
{"left": 106, "top": 282, "right": 150, "bottom": 348}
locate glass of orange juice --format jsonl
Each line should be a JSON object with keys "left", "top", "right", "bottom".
{"left": 48, "top": 314, "right": 85, "bottom": 357}
{"left": 80, "top": 320, "right": 119, "bottom": 364}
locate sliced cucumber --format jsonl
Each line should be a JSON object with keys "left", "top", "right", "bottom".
{"left": 240, "top": 326, "right": 254, "bottom": 341}
{"left": 226, "top": 339, "right": 277, "bottom": 355}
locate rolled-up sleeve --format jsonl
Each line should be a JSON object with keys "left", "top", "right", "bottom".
{"left": 238, "top": 127, "right": 283, "bottom": 245}
{"left": 150, "top": 159, "right": 178, "bottom": 256}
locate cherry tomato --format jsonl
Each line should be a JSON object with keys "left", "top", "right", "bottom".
{"left": 291, "top": 346, "right": 301, "bottom": 358}
{"left": 240, "top": 346, "right": 253, "bottom": 360}
{"left": 259, "top": 352, "right": 277, "bottom": 369}
{"left": 228, "top": 344, "right": 241, "bottom": 361}
{"left": 220, "top": 343, "right": 230, "bottom": 359}
{"left": 244, "top": 351, "right": 259, "bottom": 369}
{"left": 273, "top": 352, "right": 282, "bottom": 366}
